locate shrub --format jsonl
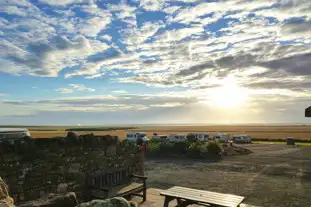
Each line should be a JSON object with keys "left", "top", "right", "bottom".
{"left": 187, "top": 134, "right": 198, "bottom": 142}
{"left": 171, "top": 141, "right": 189, "bottom": 154}
{"left": 146, "top": 140, "right": 221, "bottom": 160}
{"left": 121, "top": 139, "right": 138, "bottom": 151}
{"left": 147, "top": 141, "right": 161, "bottom": 156}
{"left": 187, "top": 142, "right": 206, "bottom": 158}
{"left": 206, "top": 141, "right": 222, "bottom": 158}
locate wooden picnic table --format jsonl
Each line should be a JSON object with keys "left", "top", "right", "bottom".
{"left": 160, "top": 186, "right": 245, "bottom": 207}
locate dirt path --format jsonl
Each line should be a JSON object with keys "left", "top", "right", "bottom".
{"left": 145, "top": 144, "right": 311, "bottom": 207}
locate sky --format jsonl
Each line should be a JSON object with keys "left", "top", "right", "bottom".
{"left": 0, "top": 0, "right": 311, "bottom": 125}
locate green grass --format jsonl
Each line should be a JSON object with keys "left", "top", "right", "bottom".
{"left": 252, "top": 141, "right": 311, "bottom": 146}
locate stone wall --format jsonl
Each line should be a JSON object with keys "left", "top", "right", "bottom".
{"left": 0, "top": 134, "right": 143, "bottom": 204}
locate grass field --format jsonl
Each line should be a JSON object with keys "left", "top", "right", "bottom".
{"left": 2, "top": 125, "right": 311, "bottom": 141}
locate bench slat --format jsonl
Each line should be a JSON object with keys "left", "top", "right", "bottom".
{"left": 160, "top": 186, "right": 244, "bottom": 207}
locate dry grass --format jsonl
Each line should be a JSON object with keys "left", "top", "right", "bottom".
{"left": 25, "top": 125, "right": 311, "bottom": 140}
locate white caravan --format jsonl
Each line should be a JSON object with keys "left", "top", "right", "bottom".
{"left": 0, "top": 128, "right": 31, "bottom": 144}
{"left": 168, "top": 134, "right": 187, "bottom": 142}
{"left": 232, "top": 134, "right": 251, "bottom": 143}
{"left": 151, "top": 133, "right": 169, "bottom": 141}
{"left": 215, "top": 133, "right": 230, "bottom": 143}
{"left": 126, "top": 132, "right": 149, "bottom": 142}
{"left": 187, "top": 133, "right": 210, "bottom": 142}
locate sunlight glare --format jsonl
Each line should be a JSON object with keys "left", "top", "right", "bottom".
{"left": 211, "top": 77, "right": 248, "bottom": 108}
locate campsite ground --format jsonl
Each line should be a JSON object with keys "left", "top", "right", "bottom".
{"left": 145, "top": 144, "right": 311, "bottom": 207}
{"left": 9, "top": 125, "right": 311, "bottom": 140}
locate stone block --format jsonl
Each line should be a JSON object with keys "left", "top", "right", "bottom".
{"left": 68, "top": 163, "right": 81, "bottom": 174}
{"left": 105, "top": 146, "right": 117, "bottom": 156}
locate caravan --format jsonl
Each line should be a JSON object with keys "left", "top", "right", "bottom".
{"left": 126, "top": 132, "right": 149, "bottom": 142}
{"left": 215, "top": 133, "right": 230, "bottom": 143}
{"left": 186, "top": 133, "right": 210, "bottom": 142}
{"left": 232, "top": 134, "right": 251, "bottom": 143}
{"left": 168, "top": 134, "right": 187, "bottom": 142}
{"left": 0, "top": 128, "right": 31, "bottom": 144}
{"left": 151, "top": 133, "right": 169, "bottom": 141}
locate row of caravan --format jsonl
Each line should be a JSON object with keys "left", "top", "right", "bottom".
{"left": 125, "top": 132, "right": 246, "bottom": 143}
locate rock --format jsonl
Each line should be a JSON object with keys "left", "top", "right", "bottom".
{"left": 77, "top": 197, "right": 137, "bottom": 207}
{"left": 56, "top": 184, "right": 68, "bottom": 194}
{"left": 17, "top": 192, "right": 78, "bottom": 207}
{"left": 0, "top": 176, "right": 14, "bottom": 207}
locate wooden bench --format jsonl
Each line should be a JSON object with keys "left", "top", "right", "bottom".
{"left": 84, "top": 167, "right": 147, "bottom": 202}
{"left": 160, "top": 186, "right": 245, "bottom": 207}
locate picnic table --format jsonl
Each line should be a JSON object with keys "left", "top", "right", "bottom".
{"left": 160, "top": 186, "right": 245, "bottom": 207}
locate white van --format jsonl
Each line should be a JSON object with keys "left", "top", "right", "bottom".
{"left": 0, "top": 128, "right": 31, "bottom": 144}
{"left": 151, "top": 133, "right": 169, "bottom": 141}
{"left": 215, "top": 133, "right": 230, "bottom": 143}
{"left": 187, "top": 133, "right": 210, "bottom": 142}
{"left": 126, "top": 132, "right": 149, "bottom": 142}
{"left": 168, "top": 134, "right": 187, "bottom": 142}
{"left": 233, "top": 134, "right": 251, "bottom": 143}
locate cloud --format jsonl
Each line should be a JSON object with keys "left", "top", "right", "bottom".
{"left": 38, "top": 0, "right": 86, "bottom": 6}
{"left": 56, "top": 88, "right": 74, "bottom": 94}
{"left": 56, "top": 84, "right": 95, "bottom": 93}
{"left": 111, "top": 90, "right": 128, "bottom": 94}
{"left": 69, "top": 84, "right": 95, "bottom": 92}
{"left": 1, "top": 93, "right": 198, "bottom": 117}
{"left": 139, "top": 0, "right": 164, "bottom": 11}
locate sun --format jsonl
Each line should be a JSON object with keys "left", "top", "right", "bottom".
{"left": 210, "top": 78, "right": 248, "bottom": 108}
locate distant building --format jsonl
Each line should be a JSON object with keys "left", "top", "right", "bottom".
{"left": 306, "top": 106, "right": 311, "bottom": 117}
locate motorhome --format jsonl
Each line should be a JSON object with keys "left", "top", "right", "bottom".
{"left": 151, "top": 133, "right": 169, "bottom": 141}
{"left": 232, "top": 134, "right": 251, "bottom": 143}
{"left": 126, "top": 132, "right": 149, "bottom": 142}
{"left": 187, "top": 133, "right": 210, "bottom": 142}
{"left": 215, "top": 133, "right": 230, "bottom": 143}
{"left": 0, "top": 128, "right": 31, "bottom": 144}
{"left": 168, "top": 134, "right": 187, "bottom": 142}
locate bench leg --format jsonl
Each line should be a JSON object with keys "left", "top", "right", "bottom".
{"left": 163, "top": 196, "right": 174, "bottom": 207}
{"left": 143, "top": 188, "right": 146, "bottom": 202}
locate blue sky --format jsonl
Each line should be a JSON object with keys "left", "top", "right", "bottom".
{"left": 0, "top": 0, "right": 311, "bottom": 125}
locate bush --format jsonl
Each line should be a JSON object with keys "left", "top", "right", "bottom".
{"left": 187, "top": 142, "right": 206, "bottom": 158}
{"left": 147, "top": 141, "right": 161, "bottom": 156}
{"left": 206, "top": 141, "right": 222, "bottom": 158}
{"left": 187, "top": 134, "right": 198, "bottom": 142}
{"left": 146, "top": 140, "right": 221, "bottom": 160}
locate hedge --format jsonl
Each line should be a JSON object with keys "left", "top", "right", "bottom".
{"left": 146, "top": 140, "right": 222, "bottom": 159}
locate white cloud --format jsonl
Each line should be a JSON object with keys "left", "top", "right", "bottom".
{"left": 56, "top": 88, "right": 74, "bottom": 94}
{"left": 56, "top": 84, "right": 95, "bottom": 93}
{"left": 111, "top": 90, "right": 128, "bottom": 94}
{"left": 78, "top": 16, "right": 112, "bottom": 37}
{"left": 0, "top": 6, "right": 27, "bottom": 16}
{"left": 69, "top": 84, "right": 95, "bottom": 92}
{"left": 38, "top": 0, "right": 86, "bottom": 6}
{"left": 99, "top": 35, "right": 112, "bottom": 42}
{"left": 139, "top": 0, "right": 164, "bottom": 11}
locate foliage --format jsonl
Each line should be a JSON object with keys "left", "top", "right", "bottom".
{"left": 121, "top": 139, "right": 138, "bottom": 151}
{"left": 146, "top": 140, "right": 222, "bottom": 159}
{"left": 186, "top": 134, "right": 198, "bottom": 142}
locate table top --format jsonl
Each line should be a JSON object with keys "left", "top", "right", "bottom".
{"left": 160, "top": 186, "right": 245, "bottom": 207}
